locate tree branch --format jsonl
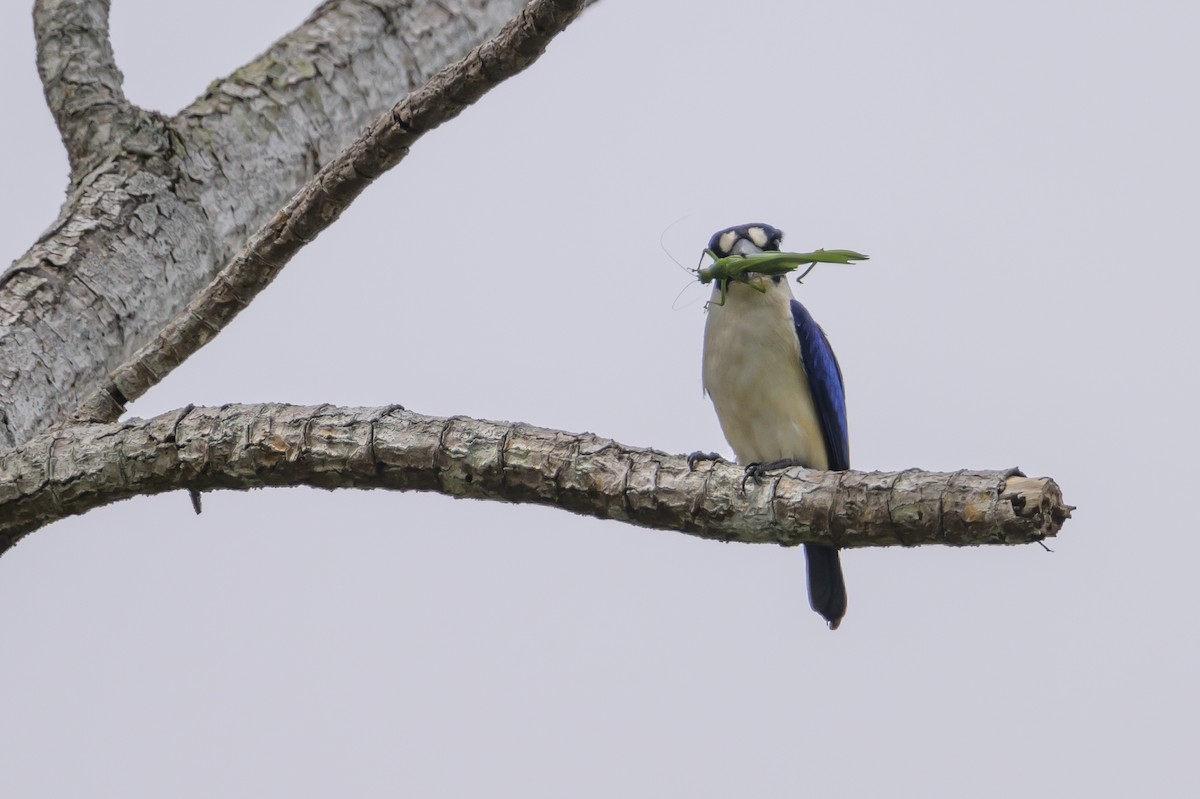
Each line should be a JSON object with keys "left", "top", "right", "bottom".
{"left": 33, "top": 0, "right": 130, "bottom": 176}
{"left": 0, "top": 403, "right": 1074, "bottom": 558}
{"left": 2, "top": 0, "right": 594, "bottom": 449}
{"left": 70, "top": 0, "right": 589, "bottom": 425}
{"left": 174, "top": 0, "right": 558, "bottom": 258}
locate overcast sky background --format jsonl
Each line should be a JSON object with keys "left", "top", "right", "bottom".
{"left": 2, "top": 1, "right": 1198, "bottom": 796}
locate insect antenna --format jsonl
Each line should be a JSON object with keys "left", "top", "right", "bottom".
{"left": 671, "top": 280, "right": 701, "bottom": 311}
{"left": 659, "top": 214, "right": 696, "bottom": 276}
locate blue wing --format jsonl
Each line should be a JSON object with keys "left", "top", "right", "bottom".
{"left": 790, "top": 299, "right": 849, "bottom": 471}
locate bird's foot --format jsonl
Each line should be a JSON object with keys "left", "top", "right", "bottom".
{"left": 741, "top": 459, "right": 804, "bottom": 492}
{"left": 686, "top": 451, "right": 725, "bottom": 471}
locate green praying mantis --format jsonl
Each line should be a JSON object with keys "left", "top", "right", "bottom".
{"left": 696, "top": 247, "right": 870, "bottom": 306}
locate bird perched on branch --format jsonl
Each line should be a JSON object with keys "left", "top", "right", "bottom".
{"left": 695, "top": 222, "right": 849, "bottom": 629}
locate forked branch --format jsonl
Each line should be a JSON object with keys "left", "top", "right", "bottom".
{"left": 69, "top": 0, "right": 589, "bottom": 426}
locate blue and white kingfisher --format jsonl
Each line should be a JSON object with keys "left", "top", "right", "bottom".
{"left": 697, "top": 222, "right": 849, "bottom": 630}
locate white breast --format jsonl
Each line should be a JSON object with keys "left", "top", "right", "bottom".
{"left": 701, "top": 278, "right": 828, "bottom": 469}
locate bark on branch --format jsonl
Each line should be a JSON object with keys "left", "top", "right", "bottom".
{"left": 3, "top": 0, "right": 584, "bottom": 449}
{"left": 0, "top": 403, "right": 1073, "bottom": 557}
{"left": 34, "top": 0, "right": 130, "bottom": 175}
{"left": 69, "top": 0, "right": 589, "bottom": 425}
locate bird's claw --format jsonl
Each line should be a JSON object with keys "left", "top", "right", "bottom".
{"left": 740, "top": 459, "right": 802, "bottom": 492}
{"left": 686, "top": 451, "right": 724, "bottom": 471}
{"left": 741, "top": 462, "right": 768, "bottom": 492}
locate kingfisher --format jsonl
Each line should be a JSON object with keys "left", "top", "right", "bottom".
{"left": 696, "top": 222, "right": 849, "bottom": 630}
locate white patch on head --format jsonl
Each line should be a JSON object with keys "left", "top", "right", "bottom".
{"left": 718, "top": 231, "right": 739, "bottom": 256}
{"left": 747, "top": 226, "right": 769, "bottom": 248}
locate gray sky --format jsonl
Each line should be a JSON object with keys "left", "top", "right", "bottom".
{"left": 2, "top": 1, "right": 1198, "bottom": 796}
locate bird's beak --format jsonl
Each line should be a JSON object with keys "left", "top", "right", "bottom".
{"left": 730, "top": 239, "right": 764, "bottom": 257}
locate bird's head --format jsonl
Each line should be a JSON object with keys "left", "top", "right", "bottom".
{"left": 707, "top": 223, "right": 784, "bottom": 258}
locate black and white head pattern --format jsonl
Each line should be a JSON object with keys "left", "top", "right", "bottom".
{"left": 707, "top": 223, "right": 784, "bottom": 257}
